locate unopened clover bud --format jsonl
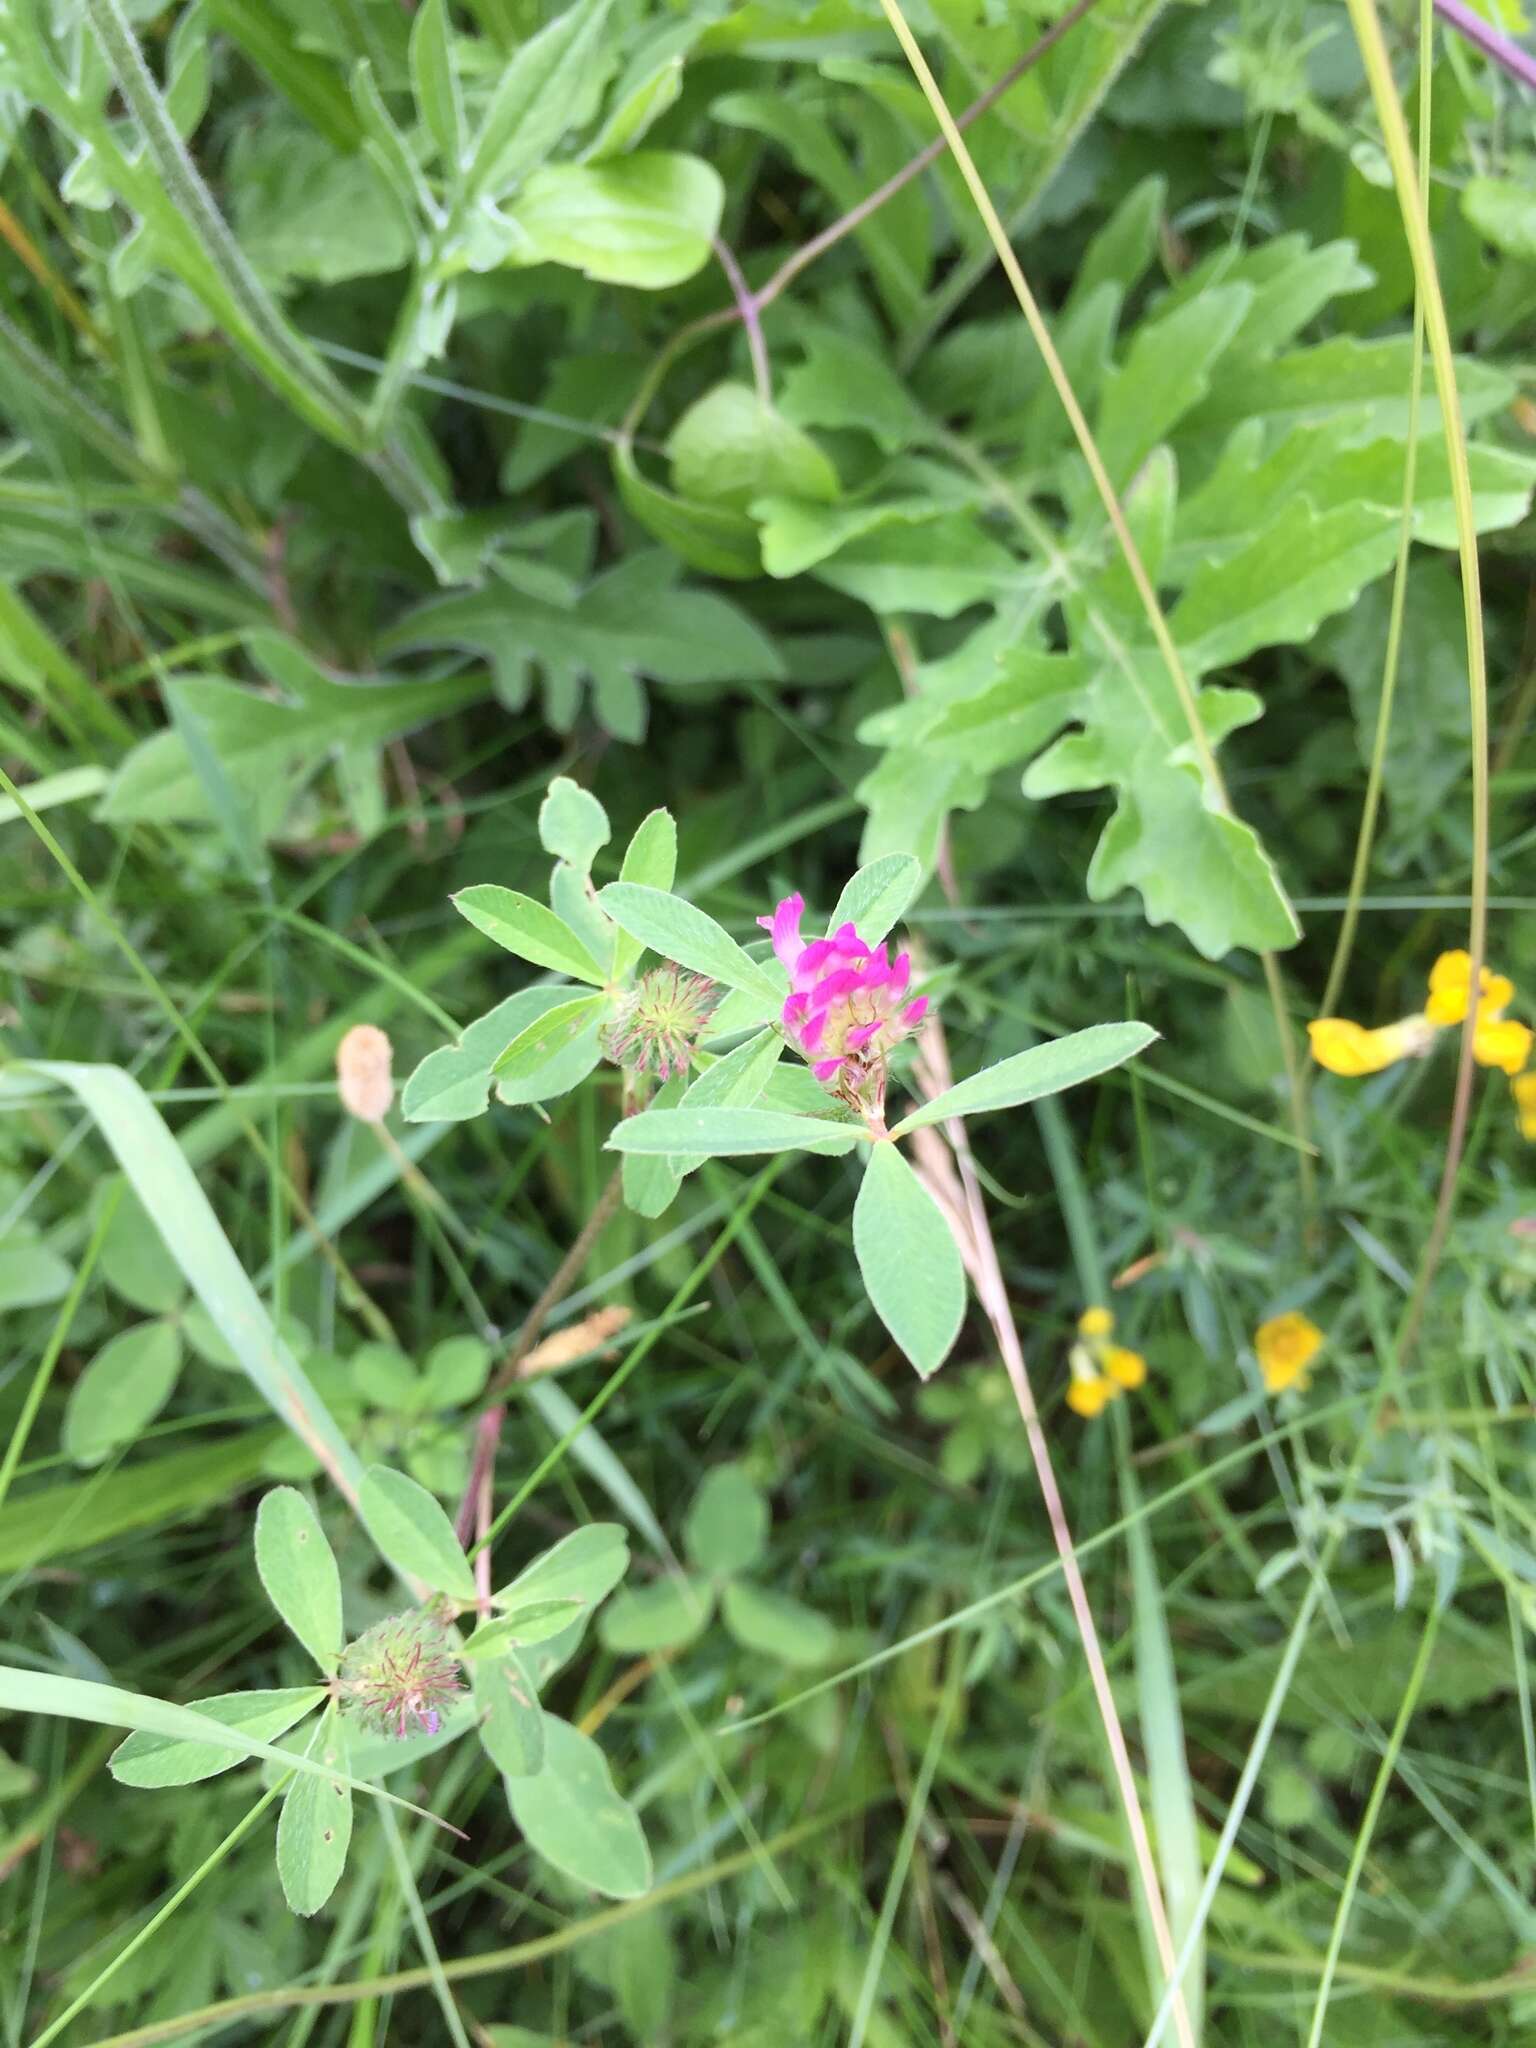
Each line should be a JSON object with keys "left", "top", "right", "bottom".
{"left": 337, "top": 1024, "right": 394, "bottom": 1123}
{"left": 337, "top": 1608, "right": 461, "bottom": 1739}
{"left": 600, "top": 965, "right": 716, "bottom": 1082}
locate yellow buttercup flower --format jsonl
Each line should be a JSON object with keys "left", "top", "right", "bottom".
{"left": 1255, "top": 1311, "right": 1324, "bottom": 1395}
{"left": 1078, "top": 1305, "right": 1114, "bottom": 1339}
{"left": 1307, "top": 1016, "right": 1434, "bottom": 1077}
{"left": 1425, "top": 949, "right": 1515, "bottom": 1028}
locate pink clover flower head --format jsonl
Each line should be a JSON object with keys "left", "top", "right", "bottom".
{"left": 757, "top": 891, "right": 929, "bottom": 1101}
{"left": 338, "top": 1608, "right": 462, "bottom": 1741}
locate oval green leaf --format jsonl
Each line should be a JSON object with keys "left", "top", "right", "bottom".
{"left": 595, "top": 882, "right": 778, "bottom": 998}
{"left": 684, "top": 1464, "right": 768, "bottom": 1579}
{"left": 276, "top": 1714, "right": 353, "bottom": 1916}
{"left": 451, "top": 885, "right": 605, "bottom": 985}
{"left": 255, "top": 1488, "right": 345, "bottom": 1674}
{"left": 607, "top": 1106, "right": 861, "bottom": 1158}
{"left": 473, "top": 1652, "right": 545, "bottom": 1777}
{"left": 721, "top": 1580, "right": 837, "bottom": 1667}
{"left": 358, "top": 1465, "right": 476, "bottom": 1601}
{"left": 110, "top": 1687, "right": 325, "bottom": 1788}
{"left": 891, "top": 1022, "right": 1158, "bottom": 1136}
{"left": 852, "top": 1142, "right": 965, "bottom": 1379}
{"left": 506, "top": 1715, "right": 652, "bottom": 1898}
{"left": 62, "top": 1319, "right": 184, "bottom": 1468}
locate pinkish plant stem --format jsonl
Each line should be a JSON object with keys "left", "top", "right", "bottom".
{"left": 1432, "top": 0, "right": 1536, "bottom": 90}
{"left": 456, "top": 1164, "right": 627, "bottom": 1551}
{"left": 906, "top": 1016, "right": 1196, "bottom": 2048}
{"left": 712, "top": 235, "right": 771, "bottom": 404}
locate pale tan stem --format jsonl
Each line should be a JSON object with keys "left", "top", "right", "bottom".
{"left": 905, "top": 1006, "right": 1195, "bottom": 2048}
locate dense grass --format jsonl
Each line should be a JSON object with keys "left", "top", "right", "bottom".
{"left": 4, "top": 0, "right": 1536, "bottom": 2042}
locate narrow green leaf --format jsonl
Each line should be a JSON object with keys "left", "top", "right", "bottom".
{"left": 0, "top": 1432, "right": 278, "bottom": 1572}
{"left": 20, "top": 1062, "right": 362, "bottom": 1501}
{"left": 612, "top": 808, "right": 677, "bottom": 978}
{"left": 5, "top": 1667, "right": 437, "bottom": 1820}
{"left": 62, "top": 1318, "right": 183, "bottom": 1467}
{"left": 1124, "top": 1460, "right": 1206, "bottom": 2038}
{"left": 491, "top": 994, "right": 607, "bottom": 1082}
{"left": 596, "top": 882, "right": 778, "bottom": 998}
{"left": 452, "top": 885, "right": 606, "bottom": 985}
{"left": 409, "top": 0, "right": 464, "bottom": 171}
{"left": 505, "top": 1715, "right": 652, "bottom": 1898}
{"left": 461, "top": 1601, "right": 581, "bottom": 1656}
{"left": 276, "top": 1712, "right": 353, "bottom": 1916}
{"left": 255, "top": 1488, "right": 345, "bottom": 1674}
{"left": 892, "top": 1023, "right": 1158, "bottom": 1136}
{"left": 622, "top": 1072, "right": 687, "bottom": 1218}
{"left": 828, "top": 855, "right": 921, "bottom": 947}
{"left": 468, "top": 0, "right": 613, "bottom": 198}
{"left": 607, "top": 1106, "right": 861, "bottom": 1158}
{"left": 401, "top": 989, "right": 574, "bottom": 1123}
{"left": 667, "top": 1027, "right": 785, "bottom": 1185}
{"left": 110, "top": 1687, "right": 324, "bottom": 1787}
{"left": 852, "top": 1142, "right": 965, "bottom": 1379}
{"left": 358, "top": 1466, "right": 476, "bottom": 1601}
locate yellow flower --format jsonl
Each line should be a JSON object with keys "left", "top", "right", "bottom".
{"left": 1068, "top": 1312, "right": 1148, "bottom": 1414}
{"left": 1425, "top": 949, "right": 1515, "bottom": 1027}
{"left": 1514, "top": 1073, "right": 1536, "bottom": 1142}
{"left": 1102, "top": 1345, "right": 1146, "bottom": 1390}
{"left": 1473, "top": 1015, "right": 1533, "bottom": 1076}
{"left": 1307, "top": 1015, "right": 1434, "bottom": 1077}
{"left": 1066, "top": 1374, "right": 1115, "bottom": 1417}
{"left": 1255, "top": 1311, "right": 1324, "bottom": 1395}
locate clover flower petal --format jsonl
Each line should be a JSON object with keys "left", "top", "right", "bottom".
{"left": 759, "top": 889, "right": 931, "bottom": 1113}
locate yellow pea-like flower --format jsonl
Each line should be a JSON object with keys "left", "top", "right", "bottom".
{"left": 1102, "top": 1345, "right": 1147, "bottom": 1390}
{"left": 1473, "top": 1015, "right": 1534, "bottom": 1076}
{"left": 1425, "top": 949, "right": 1515, "bottom": 1027}
{"left": 1077, "top": 1305, "right": 1115, "bottom": 1339}
{"left": 1066, "top": 1374, "right": 1115, "bottom": 1418}
{"left": 1255, "top": 1311, "right": 1324, "bottom": 1395}
{"left": 1307, "top": 1016, "right": 1433, "bottom": 1077}
{"left": 1514, "top": 1072, "right": 1536, "bottom": 1142}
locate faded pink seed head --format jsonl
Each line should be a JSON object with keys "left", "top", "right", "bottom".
{"left": 337, "top": 1608, "right": 461, "bottom": 1740}
{"left": 600, "top": 965, "right": 716, "bottom": 1082}
{"left": 757, "top": 892, "right": 929, "bottom": 1106}
{"left": 336, "top": 1025, "right": 394, "bottom": 1124}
